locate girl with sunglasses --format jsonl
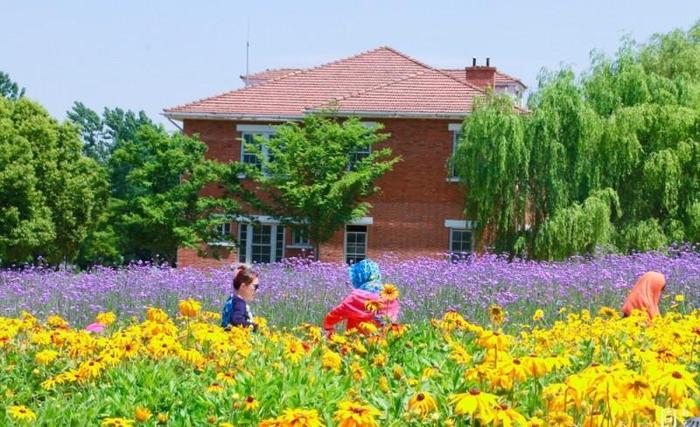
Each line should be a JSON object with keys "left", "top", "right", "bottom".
{"left": 221, "top": 264, "right": 260, "bottom": 331}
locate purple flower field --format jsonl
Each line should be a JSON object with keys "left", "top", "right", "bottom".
{"left": 1, "top": 250, "right": 698, "bottom": 328}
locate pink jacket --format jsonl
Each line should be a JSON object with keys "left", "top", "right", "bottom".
{"left": 323, "top": 289, "right": 400, "bottom": 332}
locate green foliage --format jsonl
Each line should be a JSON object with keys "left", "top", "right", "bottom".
{"left": 97, "top": 126, "right": 242, "bottom": 265}
{"left": 0, "top": 71, "right": 25, "bottom": 100}
{"left": 453, "top": 94, "right": 529, "bottom": 253}
{"left": 457, "top": 20, "right": 700, "bottom": 258}
{"left": 534, "top": 188, "right": 620, "bottom": 260}
{"left": 244, "top": 113, "right": 400, "bottom": 259}
{"left": 0, "top": 97, "right": 106, "bottom": 265}
{"left": 67, "top": 102, "right": 154, "bottom": 165}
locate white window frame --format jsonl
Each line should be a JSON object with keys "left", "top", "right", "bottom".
{"left": 448, "top": 228, "right": 473, "bottom": 261}
{"left": 237, "top": 222, "right": 285, "bottom": 264}
{"left": 207, "top": 217, "right": 235, "bottom": 247}
{"left": 237, "top": 124, "right": 276, "bottom": 175}
{"left": 348, "top": 144, "right": 372, "bottom": 170}
{"left": 448, "top": 123, "right": 461, "bottom": 181}
{"left": 288, "top": 227, "right": 312, "bottom": 249}
{"left": 344, "top": 225, "right": 368, "bottom": 264}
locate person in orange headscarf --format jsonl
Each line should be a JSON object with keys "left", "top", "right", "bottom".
{"left": 621, "top": 271, "right": 666, "bottom": 319}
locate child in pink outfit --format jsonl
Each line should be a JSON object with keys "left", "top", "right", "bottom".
{"left": 323, "top": 259, "right": 400, "bottom": 335}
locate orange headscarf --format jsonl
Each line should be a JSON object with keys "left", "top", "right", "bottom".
{"left": 621, "top": 271, "right": 666, "bottom": 319}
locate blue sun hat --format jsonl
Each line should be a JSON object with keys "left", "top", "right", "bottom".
{"left": 348, "top": 259, "right": 384, "bottom": 293}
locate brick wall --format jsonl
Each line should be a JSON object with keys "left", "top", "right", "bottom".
{"left": 178, "top": 117, "right": 470, "bottom": 267}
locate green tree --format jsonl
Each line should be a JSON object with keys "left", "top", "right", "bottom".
{"left": 0, "top": 71, "right": 25, "bottom": 100}
{"left": 0, "top": 97, "right": 106, "bottom": 265}
{"left": 67, "top": 102, "right": 154, "bottom": 165}
{"left": 105, "top": 125, "right": 241, "bottom": 265}
{"left": 245, "top": 113, "right": 400, "bottom": 260}
{"left": 453, "top": 94, "right": 529, "bottom": 254}
{"left": 457, "top": 20, "right": 700, "bottom": 258}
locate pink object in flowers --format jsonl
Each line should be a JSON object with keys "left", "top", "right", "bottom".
{"left": 323, "top": 289, "right": 400, "bottom": 333}
{"left": 85, "top": 322, "right": 106, "bottom": 333}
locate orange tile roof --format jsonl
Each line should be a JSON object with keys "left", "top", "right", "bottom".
{"left": 165, "top": 47, "right": 523, "bottom": 119}
{"left": 440, "top": 69, "right": 527, "bottom": 88}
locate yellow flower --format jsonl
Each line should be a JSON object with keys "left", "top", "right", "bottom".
{"left": 284, "top": 339, "right": 305, "bottom": 363}
{"left": 492, "top": 403, "right": 527, "bottom": 427}
{"left": 219, "top": 423, "right": 235, "bottom": 427}
{"left": 407, "top": 392, "right": 438, "bottom": 418}
{"left": 146, "top": 307, "right": 170, "bottom": 323}
{"left": 78, "top": 359, "right": 104, "bottom": 379}
{"left": 321, "top": 349, "right": 342, "bottom": 372}
{"left": 96, "top": 311, "right": 117, "bottom": 325}
{"left": 597, "top": 306, "right": 618, "bottom": 319}
{"left": 449, "top": 342, "right": 472, "bottom": 365}
{"left": 278, "top": 408, "right": 323, "bottom": 427}
{"left": 135, "top": 407, "right": 152, "bottom": 422}
{"left": 47, "top": 315, "right": 69, "bottom": 329}
{"left": 334, "top": 400, "right": 382, "bottom": 427}
{"left": 380, "top": 284, "right": 399, "bottom": 302}
{"left": 35, "top": 349, "right": 59, "bottom": 365}
{"left": 449, "top": 389, "right": 499, "bottom": 424}
{"left": 650, "top": 365, "right": 699, "bottom": 405}
{"left": 178, "top": 298, "right": 201, "bottom": 318}
{"left": 156, "top": 413, "right": 169, "bottom": 424}
{"left": 546, "top": 411, "right": 575, "bottom": 427}
{"left": 207, "top": 382, "right": 225, "bottom": 392}
{"left": 364, "top": 300, "right": 384, "bottom": 313}
{"left": 7, "top": 405, "right": 37, "bottom": 422}
{"left": 532, "top": 309, "right": 544, "bottom": 322}
{"left": 488, "top": 305, "right": 506, "bottom": 325}
{"left": 216, "top": 370, "right": 236, "bottom": 385}
{"left": 101, "top": 418, "right": 136, "bottom": 427}
{"left": 526, "top": 417, "right": 546, "bottom": 427}
{"left": 378, "top": 376, "right": 390, "bottom": 393}
{"left": 372, "top": 353, "right": 386, "bottom": 367}
{"left": 477, "top": 330, "right": 512, "bottom": 351}
{"left": 244, "top": 395, "right": 260, "bottom": 411}
{"left": 675, "top": 294, "right": 685, "bottom": 302}
{"left": 350, "top": 361, "right": 364, "bottom": 381}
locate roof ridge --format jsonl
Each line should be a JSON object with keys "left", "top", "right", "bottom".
{"left": 382, "top": 47, "right": 487, "bottom": 94}
{"left": 166, "top": 47, "right": 404, "bottom": 112}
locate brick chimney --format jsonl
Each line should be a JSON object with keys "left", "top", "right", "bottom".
{"left": 465, "top": 57, "right": 496, "bottom": 90}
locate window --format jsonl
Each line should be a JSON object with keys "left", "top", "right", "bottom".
{"left": 208, "top": 221, "right": 234, "bottom": 246}
{"left": 348, "top": 145, "right": 371, "bottom": 170}
{"left": 449, "top": 228, "right": 473, "bottom": 261}
{"left": 241, "top": 131, "right": 275, "bottom": 170}
{"left": 238, "top": 223, "right": 285, "bottom": 263}
{"left": 219, "top": 222, "right": 231, "bottom": 238}
{"left": 450, "top": 129, "right": 461, "bottom": 179}
{"left": 290, "top": 227, "right": 311, "bottom": 248}
{"left": 345, "top": 225, "right": 368, "bottom": 264}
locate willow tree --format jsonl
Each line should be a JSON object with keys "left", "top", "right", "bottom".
{"left": 453, "top": 94, "right": 529, "bottom": 254}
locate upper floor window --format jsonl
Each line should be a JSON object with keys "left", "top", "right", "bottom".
{"left": 348, "top": 144, "right": 371, "bottom": 170}
{"left": 238, "top": 125, "right": 276, "bottom": 171}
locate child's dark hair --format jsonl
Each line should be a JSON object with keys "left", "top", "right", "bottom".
{"left": 233, "top": 265, "right": 258, "bottom": 290}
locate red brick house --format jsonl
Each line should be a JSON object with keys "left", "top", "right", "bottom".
{"left": 163, "top": 47, "right": 526, "bottom": 267}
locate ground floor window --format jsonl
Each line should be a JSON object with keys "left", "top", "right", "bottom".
{"left": 449, "top": 228, "right": 473, "bottom": 261}
{"left": 290, "top": 227, "right": 312, "bottom": 247}
{"left": 345, "top": 225, "right": 367, "bottom": 264}
{"left": 238, "top": 223, "right": 285, "bottom": 263}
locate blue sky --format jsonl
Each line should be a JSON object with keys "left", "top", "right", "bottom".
{"left": 2, "top": 1, "right": 699, "bottom": 130}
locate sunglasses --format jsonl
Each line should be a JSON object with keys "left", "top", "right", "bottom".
{"left": 249, "top": 283, "right": 259, "bottom": 290}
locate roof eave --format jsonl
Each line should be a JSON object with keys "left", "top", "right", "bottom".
{"left": 162, "top": 111, "right": 304, "bottom": 122}
{"left": 305, "top": 109, "right": 470, "bottom": 119}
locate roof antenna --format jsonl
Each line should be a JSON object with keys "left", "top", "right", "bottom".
{"left": 245, "top": 17, "right": 250, "bottom": 85}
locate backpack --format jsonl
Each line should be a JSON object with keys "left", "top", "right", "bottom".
{"left": 220, "top": 296, "right": 234, "bottom": 328}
